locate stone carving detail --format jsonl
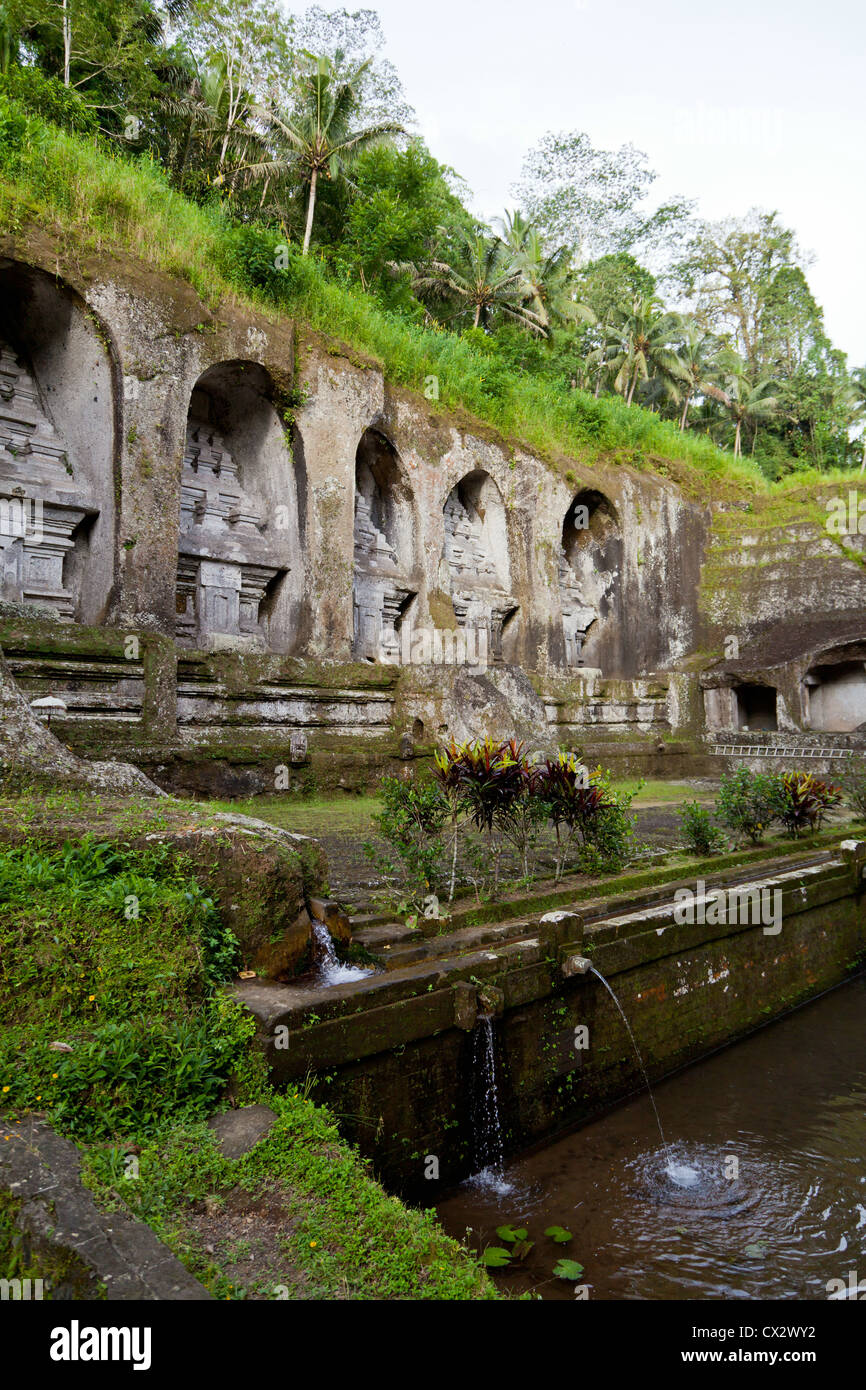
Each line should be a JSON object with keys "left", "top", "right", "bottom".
{"left": 0, "top": 341, "right": 97, "bottom": 619}
{"left": 176, "top": 419, "right": 284, "bottom": 649}
{"left": 352, "top": 489, "right": 414, "bottom": 662}
{"left": 442, "top": 490, "right": 516, "bottom": 662}
{"left": 558, "top": 545, "right": 597, "bottom": 667}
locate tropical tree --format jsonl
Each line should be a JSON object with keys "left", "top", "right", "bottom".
{"left": 495, "top": 209, "right": 589, "bottom": 332}
{"left": 705, "top": 356, "right": 779, "bottom": 457}
{"left": 181, "top": 0, "right": 291, "bottom": 175}
{"left": 847, "top": 367, "right": 866, "bottom": 473}
{"left": 675, "top": 322, "right": 722, "bottom": 430}
{"left": 242, "top": 54, "right": 403, "bottom": 254}
{"left": 513, "top": 129, "right": 691, "bottom": 264}
{"left": 592, "top": 294, "right": 685, "bottom": 406}
{"left": 396, "top": 229, "right": 548, "bottom": 334}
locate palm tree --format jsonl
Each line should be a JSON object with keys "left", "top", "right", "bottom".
{"left": 846, "top": 367, "right": 866, "bottom": 473}
{"left": 676, "top": 322, "right": 722, "bottom": 431}
{"left": 592, "top": 294, "right": 686, "bottom": 406}
{"left": 705, "top": 357, "right": 779, "bottom": 457}
{"left": 495, "top": 210, "right": 589, "bottom": 332}
{"left": 242, "top": 55, "right": 403, "bottom": 255}
{"left": 397, "top": 229, "right": 548, "bottom": 334}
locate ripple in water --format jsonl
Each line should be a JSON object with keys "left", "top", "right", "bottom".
{"left": 436, "top": 978, "right": 866, "bottom": 1299}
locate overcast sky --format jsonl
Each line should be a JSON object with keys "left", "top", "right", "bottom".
{"left": 299, "top": 0, "right": 865, "bottom": 366}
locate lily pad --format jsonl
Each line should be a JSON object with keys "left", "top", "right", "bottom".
{"left": 553, "top": 1258, "right": 585, "bottom": 1281}
{"left": 544, "top": 1225, "right": 573, "bottom": 1244}
{"left": 481, "top": 1246, "right": 513, "bottom": 1268}
{"left": 496, "top": 1225, "right": 527, "bottom": 1244}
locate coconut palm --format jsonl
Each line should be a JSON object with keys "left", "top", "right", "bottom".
{"left": 396, "top": 229, "right": 548, "bottom": 334}
{"left": 495, "top": 210, "right": 589, "bottom": 332}
{"left": 592, "top": 294, "right": 686, "bottom": 406}
{"left": 676, "top": 322, "right": 723, "bottom": 431}
{"left": 846, "top": 367, "right": 866, "bottom": 473}
{"left": 705, "top": 356, "right": 779, "bottom": 457}
{"left": 240, "top": 55, "right": 403, "bottom": 255}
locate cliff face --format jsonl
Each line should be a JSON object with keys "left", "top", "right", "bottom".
{"left": 1, "top": 229, "right": 864, "bottom": 789}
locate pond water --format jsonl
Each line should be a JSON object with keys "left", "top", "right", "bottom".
{"left": 436, "top": 975, "right": 866, "bottom": 1300}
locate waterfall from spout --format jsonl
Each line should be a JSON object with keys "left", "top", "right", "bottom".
{"left": 469, "top": 1015, "right": 512, "bottom": 1192}
{"left": 590, "top": 965, "right": 671, "bottom": 1159}
{"left": 311, "top": 920, "right": 371, "bottom": 986}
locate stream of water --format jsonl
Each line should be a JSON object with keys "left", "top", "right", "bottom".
{"left": 437, "top": 975, "right": 866, "bottom": 1300}
{"left": 311, "top": 920, "right": 372, "bottom": 986}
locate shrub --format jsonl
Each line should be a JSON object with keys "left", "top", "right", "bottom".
{"left": 0, "top": 65, "right": 96, "bottom": 135}
{"left": 832, "top": 762, "right": 866, "bottom": 820}
{"left": 715, "top": 767, "right": 777, "bottom": 844}
{"left": 363, "top": 774, "right": 448, "bottom": 912}
{"left": 678, "top": 801, "right": 727, "bottom": 855}
{"left": 445, "top": 737, "right": 531, "bottom": 896}
{"left": 533, "top": 755, "right": 637, "bottom": 880}
{"left": 767, "top": 772, "right": 841, "bottom": 838}
{"left": 217, "top": 222, "right": 322, "bottom": 304}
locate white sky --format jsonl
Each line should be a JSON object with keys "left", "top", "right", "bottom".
{"left": 295, "top": 0, "right": 866, "bottom": 367}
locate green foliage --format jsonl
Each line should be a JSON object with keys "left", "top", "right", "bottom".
{"left": 553, "top": 1258, "right": 585, "bottom": 1281}
{"left": 216, "top": 222, "right": 319, "bottom": 302}
{"left": 832, "top": 762, "right": 866, "bottom": 819}
{"left": 363, "top": 774, "right": 448, "bottom": 911}
{"left": 0, "top": 837, "right": 246, "bottom": 1140}
{"left": 544, "top": 1225, "right": 572, "bottom": 1244}
{"left": 715, "top": 767, "right": 777, "bottom": 844}
{"left": 766, "top": 772, "right": 841, "bottom": 838}
{"left": 480, "top": 1245, "right": 513, "bottom": 1268}
{"left": 677, "top": 800, "right": 727, "bottom": 856}
{"left": 0, "top": 63, "right": 96, "bottom": 132}
{"left": 534, "top": 755, "right": 639, "bottom": 880}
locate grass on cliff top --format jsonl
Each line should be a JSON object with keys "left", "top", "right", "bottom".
{"left": 0, "top": 96, "right": 770, "bottom": 496}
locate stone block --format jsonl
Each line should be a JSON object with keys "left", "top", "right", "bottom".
{"left": 207, "top": 1105, "right": 277, "bottom": 1159}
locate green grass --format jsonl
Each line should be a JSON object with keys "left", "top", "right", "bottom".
{"left": 613, "top": 778, "right": 716, "bottom": 806}
{"left": 206, "top": 792, "right": 382, "bottom": 837}
{"left": 0, "top": 94, "right": 781, "bottom": 496}
{"left": 81, "top": 1091, "right": 497, "bottom": 1301}
{"left": 0, "top": 836, "right": 250, "bottom": 1137}
{"left": 0, "top": 822, "right": 494, "bottom": 1299}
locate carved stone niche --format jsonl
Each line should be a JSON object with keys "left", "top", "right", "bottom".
{"left": 442, "top": 479, "right": 517, "bottom": 663}
{"left": 352, "top": 431, "right": 416, "bottom": 663}
{"left": 558, "top": 544, "right": 597, "bottom": 668}
{"left": 558, "top": 489, "right": 617, "bottom": 668}
{"left": 0, "top": 341, "right": 98, "bottom": 620}
{"left": 176, "top": 417, "right": 285, "bottom": 651}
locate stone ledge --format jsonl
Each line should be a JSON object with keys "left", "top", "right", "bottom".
{"left": 0, "top": 1116, "right": 211, "bottom": 1300}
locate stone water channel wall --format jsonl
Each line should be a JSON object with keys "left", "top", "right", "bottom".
{"left": 234, "top": 841, "right": 866, "bottom": 1198}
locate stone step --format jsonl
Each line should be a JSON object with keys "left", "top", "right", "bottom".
{"left": 375, "top": 916, "right": 538, "bottom": 969}
{"left": 353, "top": 921, "right": 423, "bottom": 950}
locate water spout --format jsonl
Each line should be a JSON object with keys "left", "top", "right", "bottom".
{"left": 589, "top": 965, "right": 670, "bottom": 1158}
